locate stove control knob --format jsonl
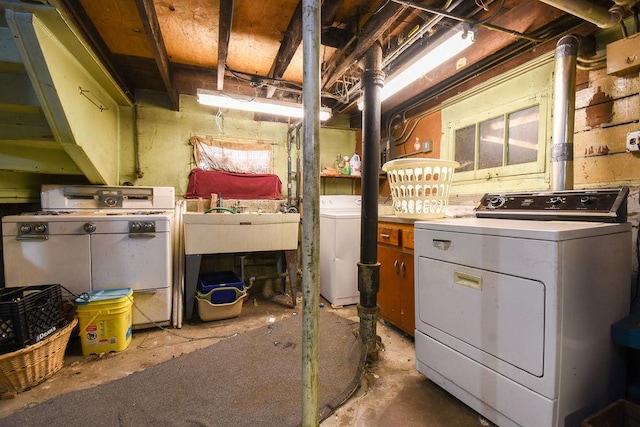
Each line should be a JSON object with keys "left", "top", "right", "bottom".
{"left": 130, "top": 222, "right": 142, "bottom": 232}
{"left": 580, "top": 196, "right": 593, "bottom": 205}
{"left": 19, "top": 223, "right": 32, "bottom": 234}
{"left": 549, "top": 197, "right": 565, "bottom": 206}
{"left": 488, "top": 197, "right": 505, "bottom": 208}
{"left": 33, "top": 223, "right": 47, "bottom": 234}
{"left": 83, "top": 223, "right": 96, "bottom": 233}
{"left": 142, "top": 222, "right": 155, "bottom": 232}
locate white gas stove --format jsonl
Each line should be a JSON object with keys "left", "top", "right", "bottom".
{"left": 2, "top": 185, "right": 177, "bottom": 329}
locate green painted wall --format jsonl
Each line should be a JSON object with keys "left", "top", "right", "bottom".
{"left": 122, "top": 90, "right": 358, "bottom": 197}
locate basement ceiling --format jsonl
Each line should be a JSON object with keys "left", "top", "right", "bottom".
{"left": 41, "top": 0, "right": 629, "bottom": 119}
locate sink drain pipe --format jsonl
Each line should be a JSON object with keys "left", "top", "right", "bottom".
{"left": 358, "top": 42, "right": 384, "bottom": 361}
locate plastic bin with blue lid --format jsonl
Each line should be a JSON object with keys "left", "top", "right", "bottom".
{"left": 75, "top": 287, "right": 133, "bottom": 305}
{"left": 198, "top": 271, "right": 246, "bottom": 304}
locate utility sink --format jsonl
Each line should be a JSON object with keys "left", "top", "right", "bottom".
{"left": 183, "top": 212, "right": 300, "bottom": 255}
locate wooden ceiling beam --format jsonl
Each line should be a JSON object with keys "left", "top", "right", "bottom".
{"left": 321, "top": 2, "right": 408, "bottom": 90}
{"left": 135, "top": 0, "right": 180, "bottom": 110}
{"left": 217, "top": 0, "right": 234, "bottom": 91}
{"left": 265, "top": 0, "right": 302, "bottom": 98}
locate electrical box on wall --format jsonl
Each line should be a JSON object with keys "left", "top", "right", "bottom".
{"left": 606, "top": 33, "right": 640, "bottom": 76}
{"left": 379, "top": 136, "right": 396, "bottom": 175}
{"left": 627, "top": 130, "right": 640, "bottom": 152}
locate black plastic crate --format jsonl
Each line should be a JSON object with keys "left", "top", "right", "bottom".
{"left": 0, "top": 284, "right": 65, "bottom": 354}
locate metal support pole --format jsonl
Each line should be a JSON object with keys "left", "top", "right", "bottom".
{"left": 287, "top": 127, "right": 293, "bottom": 207}
{"left": 358, "top": 42, "right": 384, "bottom": 361}
{"left": 301, "top": 0, "right": 320, "bottom": 425}
{"left": 295, "top": 125, "right": 302, "bottom": 209}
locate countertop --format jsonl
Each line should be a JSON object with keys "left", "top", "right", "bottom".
{"left": 378, "top": 215, "right": 416, "bottom": 224}
{"left": 378, "top": 203, "right": 477, "bottom": 224}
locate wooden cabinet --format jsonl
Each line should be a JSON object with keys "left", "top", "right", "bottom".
{"left": 377, "top": 221, "right": 415, "bottom": 336}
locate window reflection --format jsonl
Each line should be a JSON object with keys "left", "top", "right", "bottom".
{"left": 508, "top": 106, "right": 539, "bottom": 165}
{"left": 454, "top": 105, "right": 539, "bottom": 171}
{"left": 455, "top": 125, "right": 476, "bottom": 172}
{"left": 479, "top": 116, "right": 504, "bottom": 169}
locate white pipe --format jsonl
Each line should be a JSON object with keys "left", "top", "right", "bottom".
{"left": 539, "top": 0, "right": 625, "bottom": 28}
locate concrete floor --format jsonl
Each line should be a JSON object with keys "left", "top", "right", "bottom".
{"left": 0, "top": 294, "right": 493, "bottom": 426}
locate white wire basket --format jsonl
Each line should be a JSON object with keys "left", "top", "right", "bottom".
{"left": 382, "top": 158, "right": 459, "bottom": 219}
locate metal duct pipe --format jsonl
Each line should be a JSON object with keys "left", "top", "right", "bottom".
{"left": 358, "top": 42, "right": 383, "bottom": 361}
{"left": 551, "top": 34, "right": 579, "bottom": 191}
{"left": 538, "top": 0, "right": 625, "bottom": 28}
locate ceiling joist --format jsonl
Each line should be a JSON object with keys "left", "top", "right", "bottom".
{"left": 217, "top": 0, "right": 234, "bottom": 91}
{"left": 135, "top": 0, "right": 179, "bottom": 110}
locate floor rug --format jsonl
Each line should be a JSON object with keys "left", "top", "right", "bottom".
{"left": 0, "top": 310, "right": 364, "bottom": 427}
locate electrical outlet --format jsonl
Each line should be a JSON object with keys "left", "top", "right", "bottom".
{"left": 627, "top": 131, "right": 640, "bottom": 152}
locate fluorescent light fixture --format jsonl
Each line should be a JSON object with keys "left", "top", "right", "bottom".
{"left": 197, "top": 89, "right": 332, "bottom": 121}
{"left": 358, "top": 25, "right": 475, "bottom": 109}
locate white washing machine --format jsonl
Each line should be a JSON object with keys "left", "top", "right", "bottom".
{"left": 320, "top": 195, "right": 361, "bottom": 306}
{"left": 414, "top": 188, "right": 631, "bottom": 427}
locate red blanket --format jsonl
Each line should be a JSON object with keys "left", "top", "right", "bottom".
{"left": 185, "top": 168, "right": 282, "bottom": 199}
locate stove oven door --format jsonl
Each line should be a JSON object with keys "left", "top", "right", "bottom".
{"left": 89, "top": 217, "right": 172, "bottom": 327}
{"left": 3, "top": 233, "right": 91, "bottom": 297}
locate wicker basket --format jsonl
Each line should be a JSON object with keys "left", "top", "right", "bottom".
{"left": 0, "top": 317, "right": 77, "bottom": 394}
{"left": 382, "top": 158, "right": 459, "bottom": 219}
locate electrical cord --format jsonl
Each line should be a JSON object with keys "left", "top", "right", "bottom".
{"left": 130, "top": 302, "right": 239, "bottom": 348}
{"left": 64, "top": 285, "right": 240, "bottom": 346}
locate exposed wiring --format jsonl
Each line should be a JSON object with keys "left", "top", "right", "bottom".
{"left": 391, "top": 0, "right": 546, "bottom": 42}
{"left": 475, "top": 0, "right": 505, "bottom": 25}
{"left": 215, "top": 107, "right": 224, "bottom": 133}
{"left": 475, "top": 0, "right": 489, "bottom": 12}
{"left": 217, "top": 87, "right": 258, "bottom": 103}
{"left": 382, "top": 11, "right": 586, "bottom": 133}
{"left": 226, "top": 66, "right": 349, "bottom": 104}
{"left": 373, "top": 0, "right": 393, "bottom": 16}
{"left": 130, "top": 303, "right": 240, "bottom": 347}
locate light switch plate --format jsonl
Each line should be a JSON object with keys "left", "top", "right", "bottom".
{"left": 626, "top": 130, "right": 640, "bottom": 152}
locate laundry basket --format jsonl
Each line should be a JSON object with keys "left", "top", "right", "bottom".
{"left": 0, "top": 317, "right": 77, "bottom": 394}
{"left": 382, "top": 158, "right": 459, "bottom": 219}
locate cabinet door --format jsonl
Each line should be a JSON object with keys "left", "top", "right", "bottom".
{"left": 398, "top": 251, "right": 415, "bottom": 335}
{"left": 378, "top": 245, "right": 402, "bottom": 328}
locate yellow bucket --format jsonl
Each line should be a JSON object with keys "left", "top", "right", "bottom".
{"left": 75, "top": 288, "right": 133, "bottom": 356}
